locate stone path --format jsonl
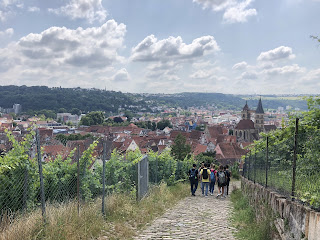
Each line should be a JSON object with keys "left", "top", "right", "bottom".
{"left": 134, "top": 181, "right": 240, "bottom": 240}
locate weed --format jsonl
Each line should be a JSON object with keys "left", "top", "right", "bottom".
{"left": 231, "top": 189, "right": 274, "bottom": 240}
{"left": 0, "top": 182, "right": 189, "bottom": 240}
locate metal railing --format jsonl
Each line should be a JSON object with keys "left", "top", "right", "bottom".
{"left": 243, "top": 118, "right": 320, "bottom": 210}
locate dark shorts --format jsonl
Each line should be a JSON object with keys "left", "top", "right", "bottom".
{"left": 218, "top": 182, "right": 226, "bottom": 188}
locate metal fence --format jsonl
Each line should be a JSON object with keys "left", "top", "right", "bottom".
{"left": 243, "top": 118, "right": 320, "bottom": 210}
{"left": 0, "top": 128, "right": 192, "bottom": 234}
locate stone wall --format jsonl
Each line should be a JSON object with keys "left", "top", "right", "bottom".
{"left": 241, "top": 177, "right": 320, "bottom": 240}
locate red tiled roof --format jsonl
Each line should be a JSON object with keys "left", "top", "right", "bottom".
{"left": 189, "top": 130, "right": 202, "bottom": 140}
{"left": 193, "top": 144, "right": 207, "bottom": 156}
{"left": 240, "top": 142, "right": 254, "bottom": 149}
{"left": 235, "top": 119, "right": 255, "bottom": 130}
{"left": 43, "top": 144, "right": 72, "bottom": 161}
{"left": 170, "top": 131, "right": 189, "bottom": 140}
{"left": 216, "top": 142, "right": 248, "bottom": 159}
{"left": 207, "top": 126, "right": 223, "bottom": 139}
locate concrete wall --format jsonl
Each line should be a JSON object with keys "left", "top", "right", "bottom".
{"left": 241, "top": 177, "right": 320, "bottom": 240}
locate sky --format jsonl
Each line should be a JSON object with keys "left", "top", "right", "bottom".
{"left": 0, "top": 0, "right": 319, "bottom": 94}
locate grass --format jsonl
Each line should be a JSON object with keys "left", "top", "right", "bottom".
{"left": 231, "top": 188, "right": 274, "bottom": 240}
{"left": 0, "top": 182, "right": 189, "bottom": 240}
{"left": 246, "top": 168, "right": 320, "bottom": 209}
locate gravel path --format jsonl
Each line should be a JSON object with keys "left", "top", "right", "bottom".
{"left": 134, "top": 181, "right": 240, "bottom": 240}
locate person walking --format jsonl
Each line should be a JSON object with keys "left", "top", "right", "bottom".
{"left": 209, "top": 164, "right": 217, "bottom": 196}
{"left": 200, "top": 163, "right": 211, "bottom": 197}
{"left": 198, "top": 162, "right": 204, "bottom": 192}
{"left": 225, "top": 165, "right": 231, "bottom": 196}
{"left": 188, "top": 164, "right": 199, "bottom": 196}
{"left": 216, "top": 165, "right": 227, "bottom": 198}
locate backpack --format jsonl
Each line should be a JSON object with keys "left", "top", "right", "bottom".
{"left": 202, "top": 168, "right": 208, "bottom": 179}
{"left": 218, "top": 171, "right": 226, "bottom": 184}
{"left": 210, "top": 170, "right": 216, "bottom": 181}
{"left": 189, "top": 169, "right": 196, "bottom": 179}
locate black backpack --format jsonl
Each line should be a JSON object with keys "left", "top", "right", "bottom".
{"left": 202, "top": 168, "right": 208, "bottom": 179}
{"left": 189, "top": 169, "right": 196, "bottom": 179}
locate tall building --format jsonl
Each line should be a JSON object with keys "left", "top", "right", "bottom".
{"left": 254, "top": 98, "right": 264, "bottom": 133}
{"left": 234, "top": 98, "right": 275, "bottom": 142}
{"left": 13, "top": 104, "right": 22, "bottom": 115}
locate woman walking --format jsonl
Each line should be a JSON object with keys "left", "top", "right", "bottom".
{"left": 216, "top": 165, "right": 227, "bottom": 198}
{"left": 209, "top": 164, "right": 217, "bottom": 195}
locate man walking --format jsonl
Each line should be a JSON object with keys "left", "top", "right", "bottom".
{"left": 188, "top": 164, "right": 198, "bottom": 196}
{"left": 200, "top": 163, "right": 211, "bottom": 197}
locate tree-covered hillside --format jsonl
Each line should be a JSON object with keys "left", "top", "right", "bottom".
{"left": 0, "top": 86, "right": 309, "bottom": 114}
{"left": 0, "top": 85, "right": 149, "bottom": 114}
{"left": 143, "top": 92, "right": 245, "bottom": 110}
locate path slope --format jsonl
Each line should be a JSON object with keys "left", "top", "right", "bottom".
{"left": 134, "top": 181, "right": 239, "bottom": 240}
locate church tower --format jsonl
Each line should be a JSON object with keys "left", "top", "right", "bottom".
{"left": 255, "top": 98, "right": 265, "bottom": 133}
{"left": 241, "top": 101, "right": 251, "bottom": 120}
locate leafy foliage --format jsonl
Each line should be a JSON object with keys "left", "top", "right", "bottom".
{"left": 55, "top": 133, "right": 94, "bottom": 145}
{"left": 79, "top": 111, "right": 105, "bottom": 126}
{"left": 171, "top": 133, "right": 192, "bottom": 161}
{"left": 156, "top": 119, "right": 172, "bottom": 130}
{"left": 245, "top": 96, "right": 320, "bottom": 209}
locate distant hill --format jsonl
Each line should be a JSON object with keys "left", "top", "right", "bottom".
{"left": 142, "top": 92, "right": 245, "bottom": 110}
{"left": 141, "top": 92, "right": 308, "bottom": 111}
{"left": 0, "top": 85, "right": 149, "bottom": 114}
{"left": 0, "top": 86, "right": 309, "bottom": 114}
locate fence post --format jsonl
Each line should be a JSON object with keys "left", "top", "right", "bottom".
{"left": 155, "top": 156, "right": 158, "bottom": 184}
{"left": 77, "top": 145, "right": 80, "bottom": 216}
{"left": 254, "top": 151, "right": 256, "bottom": 184}
{"left": 102, "top": 140, "right": 106, "bottom": 216}
{"left": 36, "top": 129, "right": 46, "bottom": 221}
{"left": 242, "top": 157, "right": 245, "bottom": 177}
{"left": 265, "top": 136, "right": 269, "bottom": 188}
{"left": 248, "top": 151, "right": 251, "bottom": 181}
{"left": 22, "top": 166, "right": 29, "bottom": 211}
{"left": 292, "top": 118, "right": 299, "bottom": 201}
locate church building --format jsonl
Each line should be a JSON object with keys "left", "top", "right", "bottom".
{"left": 233, "top": 98, "right": 276, "bottom": 142}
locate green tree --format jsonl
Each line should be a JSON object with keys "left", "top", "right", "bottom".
{"left": 157, "top": 119, "right": 172, "bottom": 130}
{"left": 124, "top": 110, "right": 134, "bottom": 122}
{"left": 58, "top": 108, "right": 67, "bottom": 113}
{"left": 113, "top": 117, "right": 123, "bottom": 123}
{"left": 195, "top": 152, "right": 217, "bottom": 165}
{"left": 171, "top": 133, "right": 191, "bottom": 161}
{"left": 80, "top": 111, "right": 105, "bottom": 126}
{"left": 71, "top": 108, "right": 81, "bottom": 116}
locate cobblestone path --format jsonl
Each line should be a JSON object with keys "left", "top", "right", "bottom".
{"left": 134, "top": 181, "right": 240, "bottom": 240}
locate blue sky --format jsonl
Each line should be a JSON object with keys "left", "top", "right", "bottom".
{"left": 0, "top": 0, "right": 319, "bottom": 94}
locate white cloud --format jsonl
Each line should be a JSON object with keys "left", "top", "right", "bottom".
{"left": 0, "top": 0, "right": 22, "bottom": 22}
{"left": 1, "top": 0, "right": 20, "bottom": 7}
{"left": 190, "top": 69, "right": 212, "bottom": 79}
{"left": 48, "top": 0, "right": 107, "bottom": 23}
{"left": 193, "top": 0, "right": 257, "bottom": 23}
{"left": 28, "top": 6, "right": 40, "bottom": 12}
{"left": 257, "top": 46, "right": 295, "bottom": 62}
{"left": 301, "top": 68, "right": 320, "bottom": 88}
{"left": 131, "top": 35, "right": 220, "bottom": 82}
{"left": 112, "top": 68, "right": 130, "bottom": 82}
{"left": 17, "top": 20, "right": 126, "bottom": 68}
{"left": 241, "top": 71, "right": 258, "bottom": 79}
{"left": 232, "top": 61, "right": 248, "bottom": 70}
{"left": 262, "top": 64, "right": 305, "bottom": 75}
{"left": 223, "top": 0, "right": 257, "bottom": 23}
{"left": 0, "top": 28, "right": 14, "bottom": 38}
{"left": 131, "top": 35, "right": 219, "bottom": 62}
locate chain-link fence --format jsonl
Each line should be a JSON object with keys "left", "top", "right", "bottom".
{"left": 243, "top": 118, "right": 320, "bottom": 211}
{"left": 0, "top": 128, "right": 193, "bottom": 236}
